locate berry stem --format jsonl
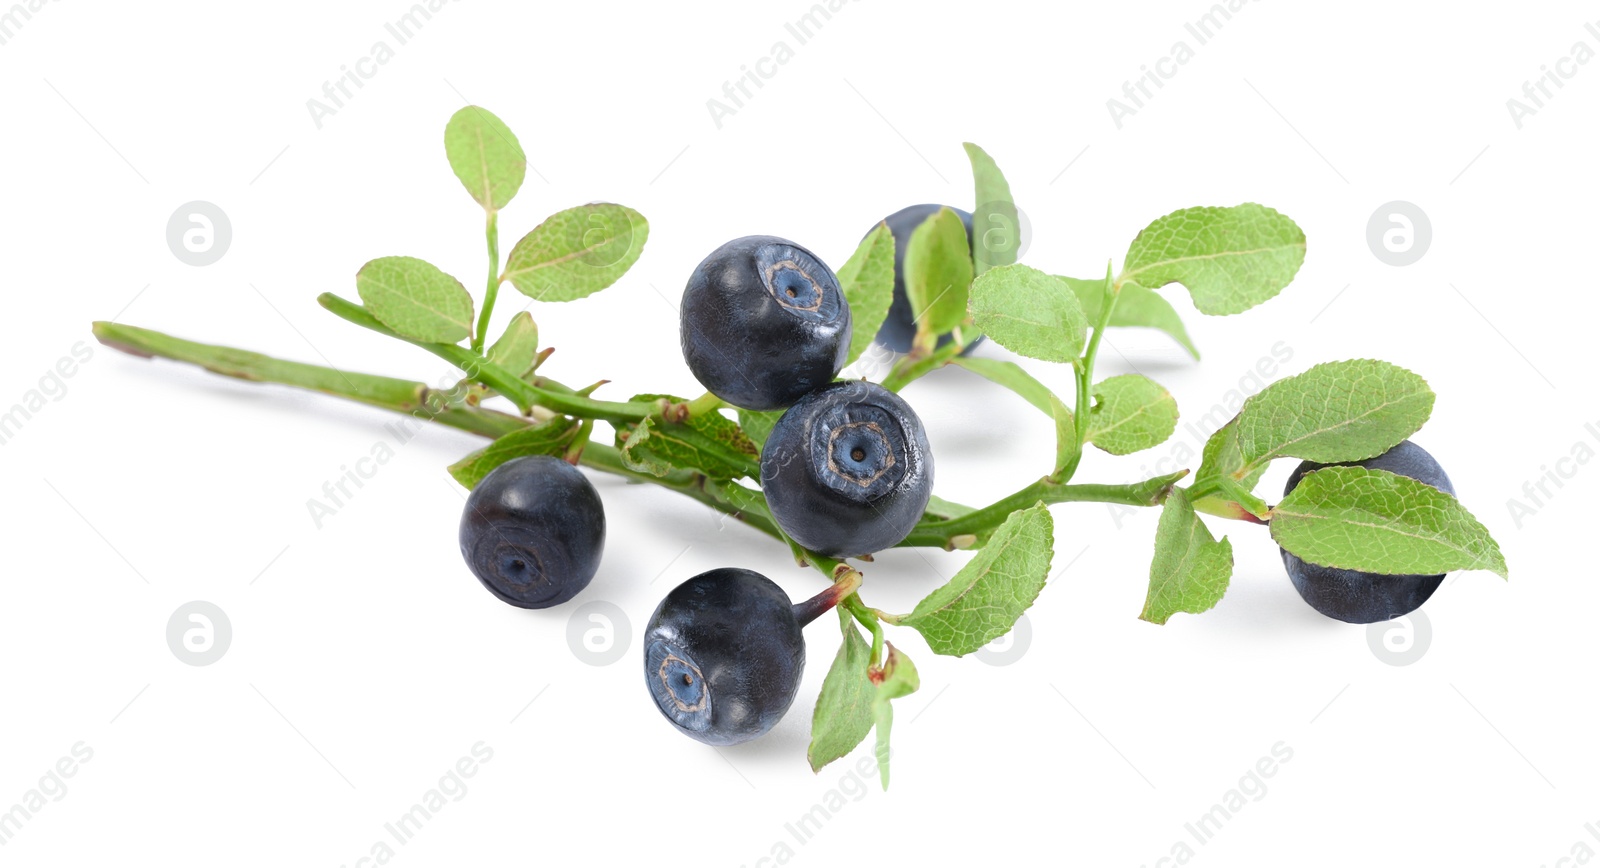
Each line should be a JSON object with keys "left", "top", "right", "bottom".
{"left": 791, "top": 566, "right": 863, "bottom": 627}
{"left": 471, "top": 210, "right": 500, "bottom": 354}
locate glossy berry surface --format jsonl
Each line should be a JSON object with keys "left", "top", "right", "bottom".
{"left": 644, "top": 568, "right": 807, "bottom": 746}
{"left": 1280, "top": 440, "right": 1456, "bottom": 624}
{"left": 871, "top": 204, "right": 976, "bottom": 354}
{"left": 458, "top": 455, "right": 606, "bottom": 609}
{"left": 679, "top": 235, "right": 851, "bottom": 410}
{"left": 760, "top": 380, "right": 933, "bottom": 558}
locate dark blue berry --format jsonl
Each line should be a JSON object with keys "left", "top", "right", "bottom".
{"left": 760, "top": 380, "right": 933, "bottom": 558}
{"left": 679, "top": 236, "right": 851, "bottom": 411}
{"left": 1280, "top": 440, "right": 1455, "bottom": 624}
{"left": 870, "top": 204, "right": 976, "bottom": 354}
{"left": 644, "top": 568, "right": 826, "bottom": 746}
{"left": 458, "top": 455, "right": 605, "bottom": 609}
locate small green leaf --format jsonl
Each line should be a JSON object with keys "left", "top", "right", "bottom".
{"left": 968, "top": 264, "right": 1087, "bottom": 364}
{"left": 1140, "top": 488, "right": 1235, "bottom": 625}
{"left": 1051, "top": 394, "right": 1076, "bottom": 476}
{"left": 808, "top": 609, "right": 876, "bottom": 773}
{"left": 1065, "top": 277, "right": 1199, "bottom": 359}
{"left": 903, "top": 206, "right": 974, "bottom": 343}
{"left": 871, "top": 643, "right": 920, "bottom": 790}
{"left": 484, "top": 311, "right": 538, "bottom": 377}
{"left": 1120, "top": 204, "right": 1306, "bottom": 316}
{"left": 901, "top": 504, "right": 1053, "bottom": 656}
{"left": 1271, "top": 466, "right": 1509, "bottom": 579}
{"left": 950, "top": 356, "right": 1057, "bottom": 417}
{"left": 443, "top": 106, "right": 526, "bottom": 211}
{"left": 503, "top": 203, "right": 649, "bottom": 303}
{"left": 1087, "top": 374, "right": 1179, "bottom": 456}
{"left": 1237, "top": 359, "right": 1434, "bottom": 470}
{"left": 616, "top": 395, "right": 758, "bottom": 479}
{"left": 737, "top": 408, "right": 784, "bottom": 451}
{"left": 964, "top": 142, "right": 1019, "bottom": 277}
{"left": 447, "top": 418, "right": 582, "bottom": 488}
{"left": 838, "top": 223, "right": 895, "bottom": 367}
{"left": 355, "top": 256, "right": 475, "bottom": 344}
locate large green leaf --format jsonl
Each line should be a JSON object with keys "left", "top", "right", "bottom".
{"left": 900, "top": 504, "right": 1053, "bottom": 655}
{"left": 484, "top": 311, "right": 538, "bottom": 377}
{"left": 1140, "top": 488, "right": 1234, "bottom": 624}
{"left": 1237, "top": 359, "right": 1434, "bottom": 469}
{"left": 1271, "top": 466, "right": 1508, "bottom": 578}
{"left": 1120, "top": 204, "right": 1305, "bottom": 316}
{"left": 503, "top": 204, "right": 648, "bottom": 303}
{"left": 967, "top": 264, "right": 1087, "bottom": 364}
{"left": 807, "top": 609, "right": 876, "bottom": 773}
{"left": 355, "top": 256, "right": 475, "bottom": 344}
{"left": 443, "top": 106, "right": 526, "bottom": 211}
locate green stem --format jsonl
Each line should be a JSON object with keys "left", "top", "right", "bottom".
{"left": 681, "top": 391, "right": 725, "bottom": 419}
{"left": 1055, "top": 262, "right": 1120, "bottom": 483}
{"left": 318, "top": 292, "right": 661, "bottom": 425}
{"left": 900, "top": 470, "right": 1189, "bottom": 548}
{"left": 880, "top": 334, "right": 969, "bottom": 393}
{"left": 842, "top": 594, "right": 885, "bottom": 668}
{"left": 471, "top": 210, "right": 501, "bottom": 354}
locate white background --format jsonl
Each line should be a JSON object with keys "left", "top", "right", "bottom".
{"left": 1, "top": 1, "right": 1595, "bottom": 865}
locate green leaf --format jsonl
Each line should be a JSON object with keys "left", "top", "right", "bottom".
{"left": 447, "top": 418, "right": 582, "bottom": 488}
{"left": 737, "top": 408, "right": 783, "bottom": 451}
{"left": 808, "top": 609, "right": 876, "bottom": 773}
{"left": 1140, "top": 488, "right": 1235, "bottom": 624}
{"left": 503, "top": 203, "right": 649, "bottom": 303}
{"left": 1087, "top": 374, "right": 1179, "bottom": 456}
{"left": 1237, "top": 359, "right": 1434, "bottom": 470}
{"left": 950, "top": 356, "right": 1056, "bottom": 417}
{"left": 1065, "top": 277, "right": 1200, "bottom": 359}
{"left": 903, "top": 206, "right": 974, "bottom": 342}
{"left": 964, "top": 142, "right": 1020, "bottom": 277}
{"left": 443, "top": 106, "right": 526, "bottom": 211}
{"left": 616, "top": 395, "right": 758, "bottom": 479}
{"left": 484, "top": 311, "right": 538, "bottom": 377}
{"left": 838, "top": 223, "right": 895, "bottom": 367}
{"left": 1119, "top": 204, "right": 1306, "bottom": 316}
{"left": 355, "top": 256, "right": 475, "bottom": 344}
{"left": 1270, "top": 466, "right": 1509, "bottom": 578}
{"left": 901, "top": 504, "right": 1053, "bottom": 655}
{"left": 871, "top": 643, "right": 920, "bottom": 790}
{"left": 967, "top": 264, "right": 1087, "bottom": 364}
